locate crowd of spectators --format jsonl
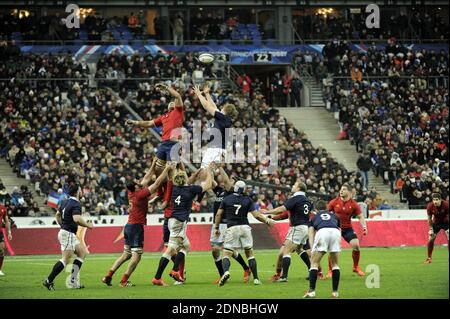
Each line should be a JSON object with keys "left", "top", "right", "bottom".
{"left": 304, "top": 41, "right": 450, "bottom": 208}
{"left": 293, "top": 10, "right": 448, "bottom": 42}
{"left": 1, "top": 47, "right": 375, "bottom": 216}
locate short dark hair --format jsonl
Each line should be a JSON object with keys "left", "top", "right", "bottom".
{"left": 67, "top": 182, "right": 80, "bottom": 196}
{"left": 341, "top": 183, "right": 351, "bottom": 191}
{"left": 431, "top": 193, "right": 441, "bottom": 200}
{"left": 126, "top": 182, "right": 137, "bottom": 193}
{"left": 316, "top": 200, "right": 327, "bottom": 211}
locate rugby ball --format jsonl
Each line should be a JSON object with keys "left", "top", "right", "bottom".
{"left": 198, "top": 53, "right": 214, "bottom": 64}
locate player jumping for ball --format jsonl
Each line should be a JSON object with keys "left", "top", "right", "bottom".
{"left": 126, "top": 83, "right": 184, "bottom": 199}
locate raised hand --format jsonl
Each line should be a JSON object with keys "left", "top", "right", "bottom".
{"left": 202, "top": 82, "right": 211, "bottom": 94}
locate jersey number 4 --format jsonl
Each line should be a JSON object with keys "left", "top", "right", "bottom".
{"left": 233, "top": 204, "right": 242, "bottom": 215}
{"left": 175, "top": 195, "right": 182, "bottom": 206}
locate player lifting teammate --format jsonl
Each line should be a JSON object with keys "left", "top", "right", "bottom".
{"left": 152, "top": 163, "right": 214, "bottom": 286}
{"left": 263, "top": 181, "right": 314, "bottom": 282}
{"left": 214, "top": 181, "right": 275, "bottom": 286}
{"left": 304, "top": 200, "right": 341, "bottom": 298}
{"left": 424, "top": 193, "right": 449, "bottom": 263}
{"left": 327, "top": 183, "right": 367, "bottom": 277}
{"left": 43, "top": 182, "right": 93, "bottom": 290}
{"left": 101, "top": 163, "right": 174, "bottom": 287}
{"left": 210, "top": 165, "right": 251, "bottom": 284}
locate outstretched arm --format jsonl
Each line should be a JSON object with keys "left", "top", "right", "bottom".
{"left": 148, "top": 163, "right": 176, "bottom": 194}
{"left": 251, "top": 210, "right": 275, "bottom": 226}
{"left": 156, "top": 83, "right": 183, "bottom": 107}
{"left": 200, "top": 165, "right": 214, "bottom": 193}
{"left": 193, "top": 84, "right": 217, "bottom": 116}
{"left": 264, "top": 205, "right": 287, "bottom": 216}
{"left": 218, "top": 167, "right": 233, "bottom": 191}
{"left": 126, "top": 119, "right": 156, "bottom": 128}
{"left": 140, "top": 157, "right": 157, "bottom": 187}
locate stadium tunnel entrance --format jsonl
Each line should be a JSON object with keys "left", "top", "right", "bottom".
{"left": 229, "top": 64, "right": 291, "bottom": 100}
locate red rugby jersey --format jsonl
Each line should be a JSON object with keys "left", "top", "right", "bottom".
{"left": 127, "top": 188, "right": 151, "bottom": 225}
{"left": 327, "top": 197, "right": 361, "bottom": 229}
{"left": 153, "top": 106, "right": 184, "bottom": 141}
{"left": 0, "top": 204, "right": 7, "bottom": 228}
{"left": 427, "top": 200, "right": 449, "bottom": 224}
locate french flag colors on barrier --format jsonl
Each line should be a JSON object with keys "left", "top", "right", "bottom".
{"left": 46, "top": 192, "right": 60, "bottom": 209}
{"left": 6, "top": 220, "right": 448, "bottom": 255}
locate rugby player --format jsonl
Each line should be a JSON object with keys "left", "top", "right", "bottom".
{"left": 126, "top": 83, "right": 184, "bottom": 198}
{"left": 424, "top": 193, "right": 449, "bottom": 263}
{"left": 263, "top": 182, "right": 314, "bottom": 282}
{"left": 152, "top": 163, "right": 215, "bottom": 286}
{"left": 304, "top": 200, "right": 341, "bottom": 298}
{"left": 327, "top": 183, "right": 367, "bottom": 277}
{"left": 43, "top": 182, "right": 93, "bottom": 290}
{"left": 214, "top": 181, "right": 275, "bottom": 286}
{"left": 101, "top": 163, "right": 174, "bottom": 287}
{"left": 0, "top": 203, "right": 12, "bottom": 276}
{"left": 210, "top": 165, "right": 251, "bottom": 284}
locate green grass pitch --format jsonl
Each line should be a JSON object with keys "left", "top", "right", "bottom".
{"left": 0, "top": 246, "right": 448, "bottom": 299}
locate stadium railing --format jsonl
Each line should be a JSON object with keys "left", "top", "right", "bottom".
{"left": 329, "top": 75, "right": 448, "bottom": 91}
{"left": 4, "top": 38, "right": 449, "bottom": 46}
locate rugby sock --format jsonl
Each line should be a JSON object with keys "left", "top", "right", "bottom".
{"left": 222, "top": 256, "right": 231, "bottom": 273}
{"left": 172, "top": 251, "right": 185, "bottom": 272}
{"left": 120, "top": 274, "right": 129, "bottom": 284}
{"left": 233, "top": 252, "right": 250, "bottom": 270}
{"left": 106, "top": 270, "right": 115, "bottom": 278}
{"left": 214, "top": 257, "right": 224, "bottom": 276}
{"left": 309, "top": 268, "right": 318, "bottom": 291}
{"left": 427, "top": 241, "right": 434, "bottom": 258}
{"left": 155, "top": 255, "right": 170, "bottom": 279}
{"left": 299, "top": 251, "right": 311, "bottom": 270}
{"left": 352, "top": 250, "right": 360, "bottom": 268}
{"left": 0, "top": 255, "right": 3, "bottom": 270}
{"left": 47, "top": 260, "right": 65, "bottom": 283}
{"left": 332, "top": 268, "right": 340, "bottom": 292}
{"left": 179, "top": 257, "right": 185, "bottom": 279}
{"left": 70, "top": 258, "right": 83, "bottom": 283}
{"left": 281, "top": 255, "right": 291, "bottom": 279}
{"left": 248, "top": 257, "right": 258, "bottom": 280}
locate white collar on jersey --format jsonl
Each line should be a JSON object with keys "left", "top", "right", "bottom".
{"left": 292, "top": 191, "right": 306, "bottom": 197}
{"left": 69, "top": 196, "right": 80, "bottom": 202}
